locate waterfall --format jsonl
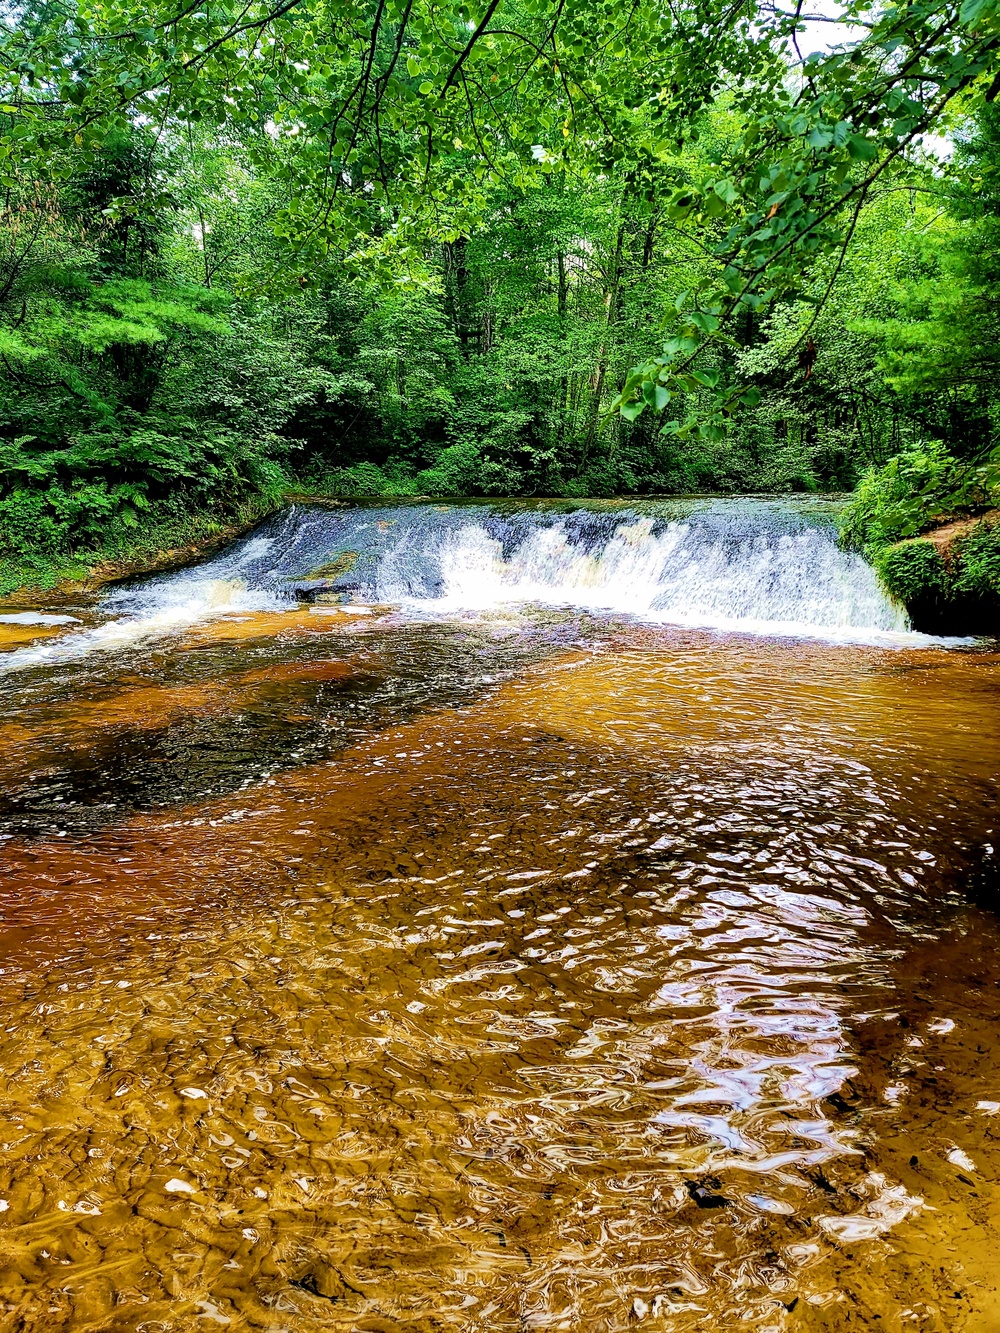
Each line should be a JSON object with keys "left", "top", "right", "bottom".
{"left": 1, "top": 498, "right": 939, "bottom": 671}
{"left": 373, "top": 510, "right": 902, "bottom": 633}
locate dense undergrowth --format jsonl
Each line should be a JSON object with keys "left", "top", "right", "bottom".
{"left": 840, "top": 441, "right": 1000, "bottom": 627}
{"left": 0, "top": 494, "right": 283, "bottom": 597}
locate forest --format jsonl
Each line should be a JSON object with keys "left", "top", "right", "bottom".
{"left": 1, "top": 0, "right": 1000, "bottom": 609}
{"left": 5, "top": 5, "right": 1000, "bottom": 1327}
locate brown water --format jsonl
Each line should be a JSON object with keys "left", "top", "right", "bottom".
{"left": 1, "top": 604, "right": 999, "bottom": 1332}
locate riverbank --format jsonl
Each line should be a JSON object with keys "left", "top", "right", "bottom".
{"left": 0, "top": 500, "right": 289, "bottom": 607}
{"left": 874, "top": 509, "right": 1000, "bottom": 635}
{"left": 837, "top": 445, "right": 1000, "bottom": 636}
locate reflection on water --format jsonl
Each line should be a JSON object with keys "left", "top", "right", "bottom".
{"left": 0, "top": 598, "right": 999, "bottom": 1327}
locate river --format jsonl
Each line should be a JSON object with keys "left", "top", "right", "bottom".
{"left": 0, "top": 497, "right": 998, "bottom": 1331}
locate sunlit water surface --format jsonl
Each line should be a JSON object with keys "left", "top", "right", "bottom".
{"left": 0, "top": 500, "right": 999, "bottom": 1332}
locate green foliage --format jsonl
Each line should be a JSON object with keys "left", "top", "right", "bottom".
{"left": 861, "top": 515, "right": 1000, "bottom": 617}
{"left": 4, "top": 4, "right": 1000, "bottom": 586}
{"left": 840, "top": 441, "right": 1000, "bottom": 556}
{"left": 5, "top": 0, "right": 1000, "bottom": 403}
{"left": 841, "top": 439, "right": 1000, "bottom": 619}
{"left": 873, "top": 539, "right": 948, "bottom": 605}
{"left": 853, "top": 106, "right": 1000, "bottom": 422}
{"left": 312, "top": 462, "right": 419, "bottom": 497}
{"left": 953, "top": 519, "right": 1000, "bottom": 596}
{"left": 0, "top": 496, "right": 277, "bottom": 596}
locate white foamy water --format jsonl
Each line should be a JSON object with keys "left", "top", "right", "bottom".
{"left": 0, "top": 537, "right": 281, "bottom": 676}
{"left": 0, "top": 499, "right": 969, "bottom": 673}
{"left": 379, "top": 516, "right": 908, "bottom": 639}
{"left": 0, "top": 612, "right": 79, "bottom": 627}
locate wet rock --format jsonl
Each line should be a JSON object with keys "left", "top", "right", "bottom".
{"left": 311, "top": 590, "right": 359, "bottom": 605}
{"left": 307, "top": 551, "right": 360, "bottom": 580}
{"left": 290, "top": 580, "right": 359, "bottom": 604}
{"left": 289, "top": 550, "right": 363, "bottom": 602}
{"left": 968, "top": 842, "right": 999, "bottom": 913}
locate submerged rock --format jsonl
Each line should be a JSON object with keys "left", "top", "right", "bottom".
{"left": 685, "top": 1179, "right": 730, "bottom": 1209}
{"left": 290, "top": 581, "right": 361, "bottom": 604}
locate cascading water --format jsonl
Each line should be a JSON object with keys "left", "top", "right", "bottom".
{"left": 1, "top": 497, "right": 921, "bottom": 672}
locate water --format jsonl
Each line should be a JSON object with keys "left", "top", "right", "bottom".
{"left": 0, "top": 498, "right": 998, "bottom": 1331}
{"left": 0, "top": 499, "right": 921, "bottom": 680}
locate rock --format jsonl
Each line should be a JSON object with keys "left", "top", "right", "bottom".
{"left": 290, "top": 579, "right": 364, "bottom": 604}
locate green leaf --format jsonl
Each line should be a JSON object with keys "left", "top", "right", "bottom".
{"left": 713, "top": 178, "right": 739, "bottom": 204}
{"left": 806, "top": 127, "right": 833, "bottom": 150}
{"left": 666, "top": 189, "right": 698, "bottom": 220}
{"left": 703, "top": 190, "right": 727, "bottom": 217}
{"left": 961, "top": 0, "right": 998, "bottom": 25}
{"left": 847, "top": 134, "right": 878, "bottom": 161}
{"left": 689, "top": 311, "right": 720, "bottom": 334}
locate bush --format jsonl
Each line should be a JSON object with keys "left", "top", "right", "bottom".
{"left": 954, "top": 518, "right": 1000, "bottom": 597}
{"left": 873, "top": 539, "right": 948, "bottom": 604}
{"left": 0, "top": 425, "right": 292, "bottom": 558}
{"left": 839, "top": 440, "right": 999, "bottom": 556}
{"left": 309, "top": 461, "right": 420, "bottom": 497}
{"left": 838, "top": 441, "right": 1000, "bottom": 628}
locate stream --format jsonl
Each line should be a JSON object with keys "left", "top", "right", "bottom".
{"left": 0, "top": 497, "right": 998, "bottom": 1332}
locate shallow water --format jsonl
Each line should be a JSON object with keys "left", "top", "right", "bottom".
{"left": 1, "top": 502, "right": 999, "bottom": 1331}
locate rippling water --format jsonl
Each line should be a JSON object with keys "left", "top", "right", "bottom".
{"left": 1, "top": 502, "right": 999, "bottom": 1331}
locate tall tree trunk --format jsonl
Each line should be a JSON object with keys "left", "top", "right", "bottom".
{"left": 444, "top": 238, "right": 471, "bottom": 357}
{"left": 581, "top": 223, "right": 625, "bottom": 469}
{"left": 556, "top": 248, "right": 569, "bottom": 450}
{"left": 641, "top": 211, "right": 657, "bottom": 270}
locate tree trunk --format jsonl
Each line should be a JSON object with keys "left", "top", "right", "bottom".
{"left": 581, "top": 223, "right": 625, "bottom": 469}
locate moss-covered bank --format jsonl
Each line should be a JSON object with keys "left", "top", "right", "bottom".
{"left": 841, "top": 443, "right": 1000, "bottom": 636}
{"left": 874, "top": 511, "right": 1000, "bottom": 635}
{"left": 0, "top": 500, "right": 283, "bottom": 606}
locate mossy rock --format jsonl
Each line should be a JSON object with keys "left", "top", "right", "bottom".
{"left": 307, "top": 550, "right": 360, "bottom": 580}
{"left": 878, "top": 518, "right": 1000, "bottom": 635}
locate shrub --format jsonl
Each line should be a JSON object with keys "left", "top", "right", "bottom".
{"left": 953, "top": 518, "right": 1000, "bottom": 597}
{"left": 840, "top": 440, "right": 999, "bottom": 556}
{"left": 873, "top": 540, "right": 948, "bottom": 604}
{"left": 313, "top": 461, "right": 419, "bottom": 497}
